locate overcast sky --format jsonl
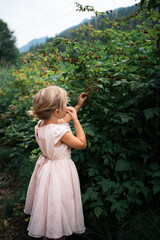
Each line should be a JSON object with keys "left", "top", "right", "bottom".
{"left": 0, "top": 0, "right": 140, "bottom": 48}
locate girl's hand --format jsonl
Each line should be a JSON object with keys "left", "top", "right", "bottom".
{"left": 59, "top": 93, "right": 87, "bottom": 124}
{"left": 67, "top": 106, "right": 78, "bottom": 122}
{"left": 77, "top": 92, "right": 88, "bottom": 108}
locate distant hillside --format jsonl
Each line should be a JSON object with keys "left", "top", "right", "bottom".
{"left": 20, "top": 5, "right": 138, "bottom": 53}
{"left": 19, "top": 37, "right": 48, "bottom": 53}
{"left": 58, "top": 5, "right": 138, "bottom": 39}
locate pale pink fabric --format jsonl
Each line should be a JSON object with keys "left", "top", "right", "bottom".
{"left": 24, "top": 121, "right": 85, "bottom": 239}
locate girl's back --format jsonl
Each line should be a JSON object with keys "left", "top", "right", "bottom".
{"left": 35, "top": 121, "right": 71, "bottom": 160}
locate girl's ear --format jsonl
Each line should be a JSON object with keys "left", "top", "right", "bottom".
{"left": 54, "top": 109, "right": 59, "bottom": 116}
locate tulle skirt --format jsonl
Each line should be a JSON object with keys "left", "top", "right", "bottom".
{"left": 24, "top": 157, "right": 85, "bottom": 239}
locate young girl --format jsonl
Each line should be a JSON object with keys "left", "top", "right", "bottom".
{"left": 24, "top": 86, "right": 87, "bottom": 240}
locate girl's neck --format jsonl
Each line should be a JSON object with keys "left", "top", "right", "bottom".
{"left": 42, "top": 116, "right": 58, "bottom": 126}
{"left": 42, "top": 119, "right": 58, "bottom": 125}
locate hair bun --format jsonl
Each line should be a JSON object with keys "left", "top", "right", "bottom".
{"left": 26, "top": 110, "right": 35, "bottom": 117}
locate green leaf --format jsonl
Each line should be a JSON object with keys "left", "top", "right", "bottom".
{"left": 104, "top": 108, "right": 109, "bottom": 114}
{"left": 141, "top": 186, "right": 150, "bottom": 197}
{"left": 115, "top": 160, "right": 130, "bottom": 171}
{"left": 151, "top": 179, "right": 160, "bottom": 194}
{"left": 149, "top": 162, "right": 159, "bottom": 171}
{"left": 137, "top": 127, "right": 143, "bottom": 134}
{"left": 141, "top": 154, "right": 150, "bottom": 163}
{"left": 121, "top": 117, "right": 129, "bottom": 123}
{"left": 98, "top": 179, "right": 117, "bottom": 192}
{"left": 139, "top": 47, "right": 146, "bottom": 51}
{"left": 153, "top": 171, "right": 160, "bottom": 177}
{"left": 88, "top": 168, "right": 99, "bottom": 177}
{"left": 123, "top": 181, "right": 131, "bottom": 188}
{"left": 143, "top": 107, "right": 159, "bottom": 120}
{"left": 135, "top": 180, "right": 144, "bottom": 188}
{"left": 105, "top": 195, "right": 116, "bottom": 203}
{"left": 121, "top": 127, "right": 127, "bottom": 135}
{"left": 111, "top": 200, "right": 128, "bottom": 213}
{"left": 144, "top": 110, "right": 154, "bottom": 120}
{"left": 86, "top": 129, "right": 95, "bottom": 137}
{"left": 121, "top": 116, "right": 134, "bottom": 124}
{"left": 153, "top": 183, "right": 160, "bottom": 194}
{"left": 94, "top": 207, "right": 103, "bottom": 218}
{"left": 82, "top": 193, "right": 90, "bottom": 204}
{"left": 97, "top": 84, "right": 103, "bottom": 89}
{"left": 87, "top": 141, "right": 91, "bottom": 148}
{"left": 113, "top": 81, "right": 122, "bottom": 86}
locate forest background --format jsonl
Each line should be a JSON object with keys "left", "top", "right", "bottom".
{"left": 0, "top": 0, "right": 160, "bottom": 239}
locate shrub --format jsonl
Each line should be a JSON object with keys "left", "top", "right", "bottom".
{"left": 0, "top": 3, "right": 159, "bottom": 223}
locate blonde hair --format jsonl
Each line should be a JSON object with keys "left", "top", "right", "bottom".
{"left": 33, "top": 86, "right": 67, "bottom": 120}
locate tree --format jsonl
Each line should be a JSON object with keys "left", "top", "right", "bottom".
{"left": 0, "top": 19, "right": 19, "bottom": 66}
{"left": 140, "top": 0, "right": 160, "bottom": 10}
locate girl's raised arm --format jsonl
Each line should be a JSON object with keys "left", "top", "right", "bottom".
{"left": 58, "top": 92, "right": 87, "bottom": 124}
{"left": 60, "top": 107, "right": 87, "bottom": 150}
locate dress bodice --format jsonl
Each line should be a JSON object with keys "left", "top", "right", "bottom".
{"left": 35, "top": 121, "right": 71, "bottom": 160}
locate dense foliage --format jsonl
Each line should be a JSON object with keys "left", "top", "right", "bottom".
{"left": 0, "top": 2, "right": 160, "bottom": 239}
{"left": 141, "top": 0, "right": 160, "bottom": 10}
{"left": 0, "top": 19, "right": 19, "bottom": 66}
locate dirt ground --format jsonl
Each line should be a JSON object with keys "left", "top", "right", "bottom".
{"left": 0, "top": 172, "right": 31, "bottom": 240}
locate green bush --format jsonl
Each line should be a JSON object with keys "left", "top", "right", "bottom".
{"left": 0, "top": 3, "right": 159, "bottom": 225}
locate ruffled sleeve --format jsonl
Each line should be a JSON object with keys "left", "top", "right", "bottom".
{"left": 53, "top": 123, "right": 71, "bottom": 144}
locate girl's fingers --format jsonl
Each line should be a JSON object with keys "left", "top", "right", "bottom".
{"left": 67, "top": 106, "right": 74, "bottom": 112}
{"left": 80, "top": 93, "right": 88, "bottom": 99}
{"left": 83, "top": 95, "right": 88, "bottom": 100}
{"left": 66, "top": 107, "right": 78, "bottom": 121}
{"left": 66, "top": 109, "right": 72, "bottom": 115}
{"left": 81, "top": 93, "right": 88, "bottom": 98}
{"left": 66, "top": 107, "right": 76, "bottom": 117}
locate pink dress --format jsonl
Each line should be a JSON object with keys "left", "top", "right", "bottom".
{"left": 24, "top": 121, "right": 85, "bottom": 239}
